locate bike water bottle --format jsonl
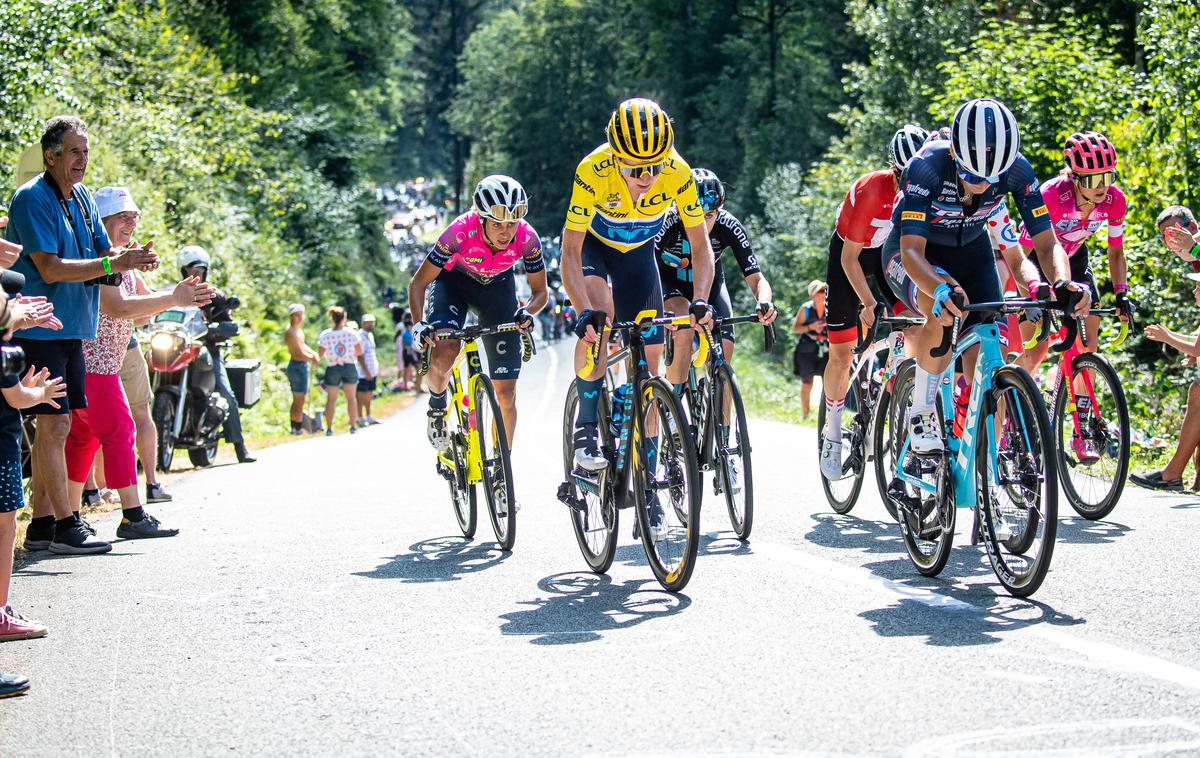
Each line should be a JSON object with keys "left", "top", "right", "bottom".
{"left": 952, "top": 377, "right": 971, "bottom": 438}
{"left": 612, "top": 384, "right": 632, "bottom": 468}
{"left": 886, "top": 331, "right": 905, "bottom": 378}
{"left": 463, "top": 393, "right": 476, "bottom": 431}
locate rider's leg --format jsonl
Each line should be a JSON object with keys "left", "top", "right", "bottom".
{"left": 491, "top": 378, "right": 517, "bottom": 448}
{"left": 663, "top": 294, "right": 691, "bottom": 391}
{"left": 822, "top": 340, "right": 854, "bottom": 441}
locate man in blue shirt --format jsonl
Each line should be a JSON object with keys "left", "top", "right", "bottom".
{"left": 5, "top": 116, "right": 159, "bottom": 555}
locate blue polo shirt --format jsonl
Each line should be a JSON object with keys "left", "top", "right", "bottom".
{"left": 4, "top": 174, "right": 109, "bottom": 340}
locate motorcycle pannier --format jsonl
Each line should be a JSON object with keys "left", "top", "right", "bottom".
{"left": 225, "top": 359, "right": 262, "bottom": 408}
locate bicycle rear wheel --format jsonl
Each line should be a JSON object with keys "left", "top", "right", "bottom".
{"left": 871, "top": 379, "right": 900, "bottom": 521}
{"left": 977, "top": 365, "right": 1058, "bottom": 598}
{"left": 711, "top": 363, "right": 753, "bottom": 540}
{"left": 1053, "top": 353, "right": 1129, "bottom": 520}
{"left": 818, "top": 380, "right": 866, "bottom": 514}
{"left": 561, "top": 380, "right": 618, "bottom": 573}
{"left": 637, "top": 377, "right": 701, "bottom": 592}
{"left": 473, "top": 375, "right": 516, "bottom": 551}
{"left": 890, "top": 362, "right": 955, "bottom": 576}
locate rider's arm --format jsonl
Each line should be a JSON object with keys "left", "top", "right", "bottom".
{"left": 719, "top": 213, "right": 772, "bottom": 305}
{"left": 675, "top": 171, "right": 714, "bottom": 299}
{"left": 559, "top": 228, "right": 591, "bottom": 314}
{"left": 519, "top": 231, "right": 549, "bottom": 315}
{"left": 839, "top": 239, "right": 875, "bottom": 307}
{"left": 1000, "top": 243, "right": 1042, "bottom": 294}
{"left": 406, "top": 258, "right": 443, "bottom": 327}
{"left": 1107, "top": 189, "right": 1129, "bottom": 291}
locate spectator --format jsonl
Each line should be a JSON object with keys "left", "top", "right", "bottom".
{"left": 792, "top": 279, "right": 828, "bottom": 421}
{"left": 397, "top": 311, "right": 420, "bottom": 392}
{"left": 1, "top": 215, "right": 64, "bottom": 647}
{"left": 1158, "top": 205, "right": 1200, "bottom": 272}
{"left": 122, "top": 270, "right": 173, "bottom": 502}
{"left": 356, "top": 313, "right": 380, "bottom": 426}
{"left": 1131, "top": 273, "right": 1200, "bottom": 491}
{"left": 178, "top": 245, "right": 256, "bottom": 463}
{"left": 6, "top": 116, "right": 158, "bottom": 555}
{"left": 62, "top": 187, "right": 213, "bottom": 539}
{"left": 318, "top": 305, "right": 362, "bottom": 435}
{"left": 284, "top": 303, "right": 319, "bottom": 435}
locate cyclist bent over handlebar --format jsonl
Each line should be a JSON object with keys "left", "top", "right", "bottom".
{"left": 882, "top": 98, "right": 1090, "bottom": 455}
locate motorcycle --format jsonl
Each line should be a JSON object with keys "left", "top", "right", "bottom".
{"left": 146, "top": 306, "right": 237, "bottom": 470}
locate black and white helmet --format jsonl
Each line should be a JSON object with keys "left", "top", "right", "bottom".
{"left": 890, "top": 124, "right": 929, "bottom": 169}
{"left": 473, "top": 174, "right": 529, "bottom": 223}
{"left": 950, "top": 98, "right": 1020, "bottom": 180}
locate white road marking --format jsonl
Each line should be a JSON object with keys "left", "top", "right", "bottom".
{"left": 903, "top": 717, "right": 1200, "bottom": 757}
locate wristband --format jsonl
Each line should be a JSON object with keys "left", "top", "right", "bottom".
{"left": 1026, "top": 280, "right": 1043, "bottom": 297}
{"left": 101, "top": 256, "right": 113, "bottom": 275}
{"left": 1192, "top": 243, "right": 1200, "bottom": 259}
{"left": 1113, "top": 283, "right": 1128, "bottom": 293}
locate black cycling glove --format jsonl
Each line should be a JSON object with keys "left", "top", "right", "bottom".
{"left": 573, "top": 308, "right": 606, "bottom": 339}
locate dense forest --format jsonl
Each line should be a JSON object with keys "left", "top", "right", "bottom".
{"left": 2, "top": 0, "right": 1197, "bottom": 433}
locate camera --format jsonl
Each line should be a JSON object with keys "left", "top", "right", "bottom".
{"left": 84, "top": 272, "right": 123, "bottom": 287}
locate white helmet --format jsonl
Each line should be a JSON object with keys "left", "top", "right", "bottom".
{"left": 890, "top": 124, "right": 930, "bottom": 169}
{"left": 950, "top": 98, "right": 1020, "bottom": 180}
{"left": 473, "top": 175, "right": 528, "bottom": 223}
{"left": 178, "top": 245, "right": 211, "bottom": 274}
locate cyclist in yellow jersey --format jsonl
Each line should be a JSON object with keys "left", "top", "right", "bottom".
{"left": 561, "top": 98, "right": 716, "bottom": 478}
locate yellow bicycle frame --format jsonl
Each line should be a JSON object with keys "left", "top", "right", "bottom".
{"left": 437, "top": 339, "right": 485, "bottom": 485}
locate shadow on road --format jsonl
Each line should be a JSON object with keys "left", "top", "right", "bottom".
{"left": 700, "top": 532, "right": 752, "bottom": 557}
{"left": 804, "top": 512, "right": 906, "bottom": 554}
{"left": 354, "top": 536, "right": 510, "bottom": 583}
{"left": 499, "top": 571, "right": 690, "bottom": 645}
{"left": 859, "top": 594, "right": 1084, "bottom": 647}
{"left": 1056, "top": 517, "right": 1131, "bottom": 544}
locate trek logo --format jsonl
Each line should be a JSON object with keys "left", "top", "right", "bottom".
{"left": 956, "top": 371, "right": 985, "bottom": 470}
{"left": 901, "top": 211, "right": 926, "bottom": 222}
{"left": 1032, "top": 205, "right": 1049, "bottom": 218}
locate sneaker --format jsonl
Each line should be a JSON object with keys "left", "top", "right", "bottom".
{"left": 427, "top": 408, "right": 450, "bottom": 452}
{"left": 79, "top": 517, "right": 97, "bottom": 537}
{"left": 356, "top": 418, "right": 368, "bottom": 429}
{"left": 819, "top": 437, "right": 844, "bottom": 480}
{"left": 235, "top": 444, "right": 257, "bottom": 464}
{"left": 367, "top": 416, "right": 381, "bottom": 426}
{"left": 116, "top": 513, "right": 179, "bottom": 540}
{"left": 633, "top": 493, "right": 668, "bottom": 541}
{"left": 49, "top": 523, "right": 112, "bottom": 555}
{"left": 349, "top": 425, "right": 357, "bottom": 435}
{"left": 22, "top": 521, "right": 53, "bottom": 551}
{"left": 1070, "top": 437, "right": 1100, "bottom": 464}
{"left": 909, "top": 411, "right": 944, "bottom": 455}
{"left": 0, "top": 672, "right": 30, "bottom": 699}
{"left": 99, "top": 488, "right": 120, "bottom": 506}
{"left": 81, "top": 489, "right": 101, "bottom": 508}
{"left": 325, "top": 428, "right": 333, "bottom": 437}
{"left": 1130, "top": 470, "right": 1184, "bottom": 491}
{"left": 289, "top": 428, "right": 303, "bottom": 436}
{"left": 0, "top": 606, "right": 48, "bottom": 642}
{"left": 145, "top": 483, "right": 173, "bottom": 504}
{"left": 572, "top": 424, "right": 606, "bottom": 471}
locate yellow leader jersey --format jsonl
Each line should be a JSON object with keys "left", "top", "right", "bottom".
{"left": 565, "top": 144, "right": 705, "bottom": 252}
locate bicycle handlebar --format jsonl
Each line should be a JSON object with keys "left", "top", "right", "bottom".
{"left": 932, "top": 295, "right": 1090, "bottom": 359}
{"left": 418, "top": 322, "right": 536, "bottom": 376}
{"left": 854, "top": 303, "right": 926, "bottom": 355}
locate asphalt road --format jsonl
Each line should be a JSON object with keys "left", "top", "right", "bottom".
{"left": 3, "top": 339, "right": 1199, "bottom": 757}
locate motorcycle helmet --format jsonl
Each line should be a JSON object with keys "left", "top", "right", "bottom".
{"left": 178, "top": 245, "right": 211, "bottom": 277}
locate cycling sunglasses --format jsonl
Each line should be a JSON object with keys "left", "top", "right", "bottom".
{"left": 484, "top": 204, "right": 528, "bottom": 222}
{"left": 958, "top": 167, "right": 1000, "bottom": 186}
{"left": 1075, "top": 170, "right": 1117, "bottom": 189}
{"left": 617, "top": 160, "right": 666, "bottom": 179}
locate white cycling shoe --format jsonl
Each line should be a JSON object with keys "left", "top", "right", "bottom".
{"left": 908, "top": 411, "right": 944, "bottom": 455}
{"left": 426, "top": 409, "right": 451, "bottom": 453}
{"left": 819, "top": 437, "right": 844, "bottom": 480}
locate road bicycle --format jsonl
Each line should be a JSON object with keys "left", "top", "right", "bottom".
{"left": 883, "top": 294, "right": 1082, "bottom": 597}
{"left": 1023, "top": 306, "right": 1132, "bottom": 520}
{"left": 816, "top": 304, "right": 924, "bottom": 517}
{"left": 557, "top": 310, "right": 701, "bottom": 592}
{"left": 419, "top": 322, "right": 534, "bottom": 551}
{"left": 667, "top": 310, "right": 774, "bottom": 540}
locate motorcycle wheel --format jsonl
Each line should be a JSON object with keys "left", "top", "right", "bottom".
{"left": 188, "top": 440, "right": 219, "bottom": 468}
{"left": 152, "top": 391, "right": 177, "bottom": 472}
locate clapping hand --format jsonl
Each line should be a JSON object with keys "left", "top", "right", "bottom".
{"left": 0, "top": 217, "right": 21, "bottom": 268}
{"left": 172, "top": 275, "right": 216, "bottom": 307}
{"left": 21, "top": 365, "right": 66, "bottom": 410}
{"left": 1144, "top": 323, "right": 1168, "bottom": 343}
{"left": 4, "top": 296, "right": 61, "bottom": 339}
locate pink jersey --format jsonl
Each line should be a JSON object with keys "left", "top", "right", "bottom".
{"left": 428, "top": 211, "right": 544, "bottom": 284}
{"left": 1017, "top": 175, "right": 1125, "bottom": 256}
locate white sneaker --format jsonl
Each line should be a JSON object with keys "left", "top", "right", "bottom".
{"left": 819, "top": 437, "right": 843, "bottom": 480}
{"left": 909, "top": 411, "right": 944, "bottom": 455}
{"left": 572, "top": 425, "right": 607, "bottom": 472}
{"left": 367, "top": 416, "right": 381, "bottom": 426}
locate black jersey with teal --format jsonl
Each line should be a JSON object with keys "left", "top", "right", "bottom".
{"left": 894, "top": 140, "right": 1052, "bottom": 247}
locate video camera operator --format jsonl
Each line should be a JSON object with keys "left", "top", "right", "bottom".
{"left": 178, "top": 246, "right": 255, "bottom": 463}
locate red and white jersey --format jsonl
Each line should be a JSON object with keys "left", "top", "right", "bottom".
{"left": 835, "top": 169, "right": 899, "bottom": 249}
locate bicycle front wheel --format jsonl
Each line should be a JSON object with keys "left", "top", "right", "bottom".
{"left": 561, "top": 380, "right": 618, "bottom": 573}
{"left": 1053, "top": 353, "right": 1129, "bottom": 520}
{"left": 473, "top": 375, "right": 516, "bottom": 551}
{"left": 713, "top": 363, "right": 753, "bottom": 540}
{"left": 637, "top": 377, "right": 701, "bottom": 592}
{"left": 871, "top": 378, "right": 900, "bottom": 521}
{"left": 818, "top": 381, "right": 866, "bottom": 514}
{"left": 977, "top": 365, "right": 1058, "bottom": 598}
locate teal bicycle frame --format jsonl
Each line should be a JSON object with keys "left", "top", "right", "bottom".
{"left": 894, "top": 322, "right": 1011, "bottom": 510}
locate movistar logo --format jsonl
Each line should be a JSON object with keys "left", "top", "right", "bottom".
{"left": 609, "top": 226, "right": 650, "bottom": 242}
{"left": 582, "top": 390, "right": 599, "bottom": 399}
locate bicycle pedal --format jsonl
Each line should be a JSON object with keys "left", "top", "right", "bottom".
{"left": 556, "top": 481, "right": 586, "bottom": 511}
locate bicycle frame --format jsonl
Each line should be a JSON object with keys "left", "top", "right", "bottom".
{"left": 894, "top": 322, "right": 1009, "bottom": 510}
{"left": 438, "top": 340, "right": 485, "bottom": 485}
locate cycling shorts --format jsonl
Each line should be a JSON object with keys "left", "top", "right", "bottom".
{"left": 663, "top": 278, "right": 735, "bottom": 344}
{"left": 882, "top": 229, "right": 1000, "bottom": 334}
{"left": 1028, "top": 243, "right": 1100, "bottom": 302}
{"left": 825, "top": 231, "right": 904, "bottom": 345}
{"left": 582, "top": 234, "right": 665, "bottom": 346}
{"left": 424, "top": 268, "right": 523, "bottom": 379}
